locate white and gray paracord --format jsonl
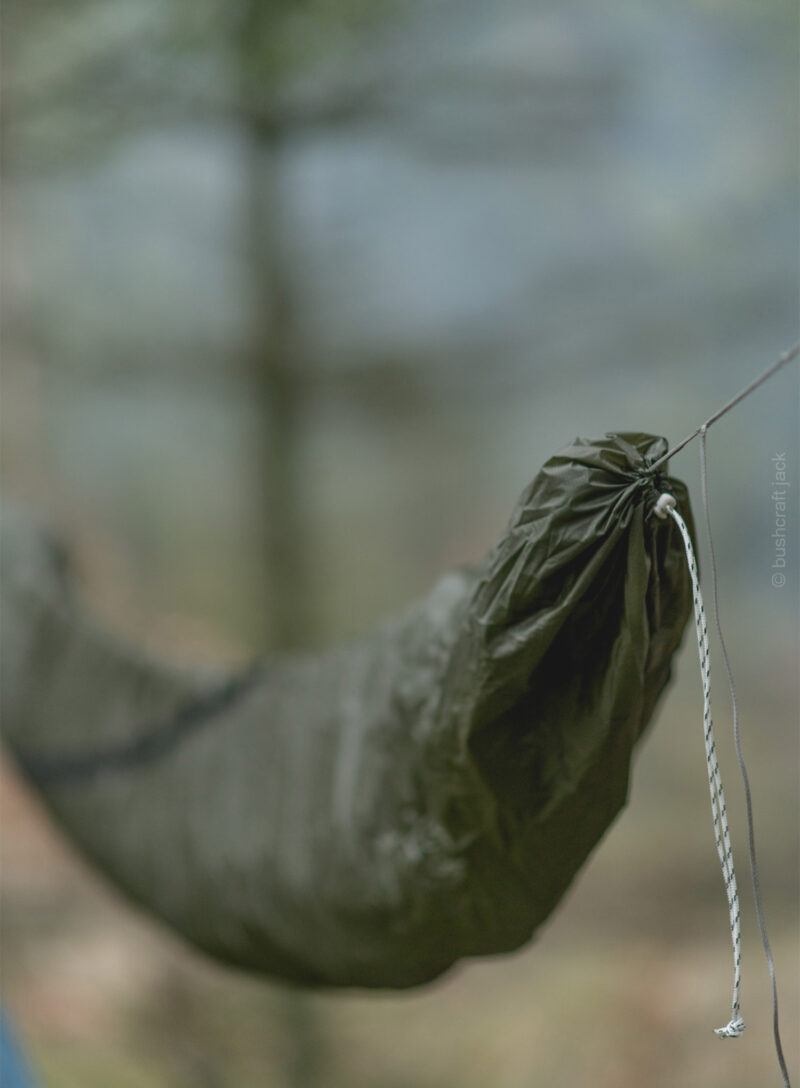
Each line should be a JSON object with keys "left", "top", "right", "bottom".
{"left": 649, "top": 348, "right": 795, "bottom": 1083}
{"left": 698, "top": 430, "right": 791, "bottom": 1086}
{"left": 653, "top": 491, "right": 745, "bottom": 1039}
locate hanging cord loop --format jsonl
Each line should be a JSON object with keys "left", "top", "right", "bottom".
{"left": 654, "top": 492, "right": 744, "bottom": 1039}
{"left": 649, "top": 340, "right": 796, "bottom": 1083}
{"left": 698, "top": 430, "right": 792, "bottom": 1085}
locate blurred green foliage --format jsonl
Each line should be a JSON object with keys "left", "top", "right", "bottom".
{"left": 1, "top": 0, "right": 797, "bottom": 1084}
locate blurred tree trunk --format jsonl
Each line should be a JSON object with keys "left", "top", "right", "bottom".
{"left": 242, "top": 124, "right": 311, "bottom": 652}
{"left": 239, "top": 2, "right": 311, "bottom": 654}
{"left": 238, "top": 4, "right": 323, "bottom": 1085}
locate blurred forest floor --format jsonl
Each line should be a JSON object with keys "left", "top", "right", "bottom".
{"left": 2, "top": 627, "right": 797, "bottom": 1088}
{"left": 1, "top": 2, "right": 797, "bottom": 1085}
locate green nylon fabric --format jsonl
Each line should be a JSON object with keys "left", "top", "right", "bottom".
{"left": 2, "top": 432, "right": 693, "bottom": 988}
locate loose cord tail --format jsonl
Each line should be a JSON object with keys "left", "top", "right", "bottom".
{"left": 699, "top": 431, "right": 792, "bottom": 1086}
{"left": 654, "top": 492, "right": 744, "bottom": 1038}
{"left": 649, "top": 343, "right": 797, "bottom": 1071}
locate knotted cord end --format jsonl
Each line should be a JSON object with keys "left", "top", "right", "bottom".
{"left": 714, "top": 1017, "right": 745, "bottom": 1039}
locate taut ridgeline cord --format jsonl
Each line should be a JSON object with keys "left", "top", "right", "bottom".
{"left": 651, "top": 340, "right": 797, "bottom": 1085}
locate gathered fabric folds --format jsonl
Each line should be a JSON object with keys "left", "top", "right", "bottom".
{"left": 2, "top": 433, "right": 693, "bottom": 988}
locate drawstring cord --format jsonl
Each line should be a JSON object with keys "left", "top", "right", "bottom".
{"left": 698, "top": 429, "right": 792, "bottom": 1085}
{"left": 653, "top": 491, "right": 745, "bottom": 1039}
{"left": 648, "top": 343, "right": 796, "bottom": 1082}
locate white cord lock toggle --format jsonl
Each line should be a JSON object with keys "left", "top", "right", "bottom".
{"left": 653, "top": 492, "right": 677, "bottom": 519}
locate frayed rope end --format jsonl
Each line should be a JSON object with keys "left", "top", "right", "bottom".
{"left": 715, "top": 1018, "right": 745, "bottom": 1039}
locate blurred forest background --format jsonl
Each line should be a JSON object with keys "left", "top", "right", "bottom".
{"left": 1, "top": 0, "right": 798, "bottom": 1086}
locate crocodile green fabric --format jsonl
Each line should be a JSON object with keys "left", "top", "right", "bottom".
{"left": 1, "top": 433, "right": 693, "bottom": 988}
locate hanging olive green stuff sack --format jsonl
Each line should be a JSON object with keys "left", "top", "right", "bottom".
{"left": 1, "top": 433, "right": 693, "bottom": 989}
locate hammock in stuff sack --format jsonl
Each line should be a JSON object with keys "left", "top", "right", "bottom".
{"left": 1, "top": 432, "right": 693, "bottom": 989}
